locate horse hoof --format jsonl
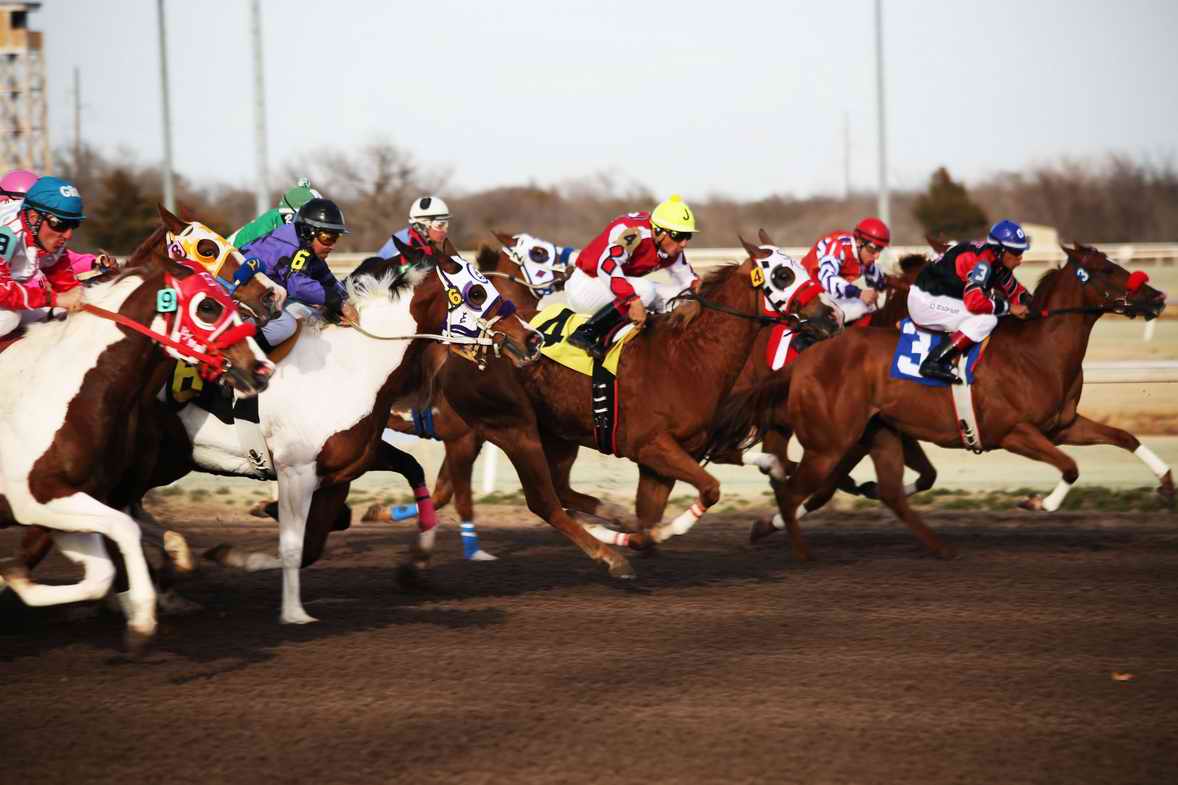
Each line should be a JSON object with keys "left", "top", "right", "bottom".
{"left": 124, "top": 627, "right": 155, "bottom": 658}
{"left": 608, "top": 559, "right": 637, "bottom": 580}
{"left": 163, "top": 530, "right": 195, "bottom": 573}
{"left": 1019, "top": 495, "right": 1045, "bottom": 512}
{"left": 203, "top": 543, "right": 233, "bottom": 566}
{"left": 362, "top": 504, "right": 387, "bottom": 522}
{"left": 281, "top": 610, "right": 319, "bottom": 625}
{"left": 396, "top": 563, "right": 433, "bottom": 592}
{"left": 247, "top": 499, "right": 274, "bottom": 519}
{"left": 467, "top": 549, "right": 498, "bottom": 561}
{"left": 749, "top": 516, "right": 781, "bottom": 544}
{"left": 856, "top": 481, "right": 880, "bottom": 500}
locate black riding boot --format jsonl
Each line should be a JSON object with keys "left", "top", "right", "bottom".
{"left": 919, "top": 331, "right": 973, "bottom": 384}
{"left": 568, "top": 303, "right": 626, "bottom": 361}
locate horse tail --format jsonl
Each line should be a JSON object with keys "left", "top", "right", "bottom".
{"left": 476, "top": 245, "right": 499, "bottom": 272}
{"left": 704, "top": 364, "right": 796, "bottom": 460}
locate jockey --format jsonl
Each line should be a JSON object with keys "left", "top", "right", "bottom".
{"left": 0, "top": 169, "right": 38, "bottom": 203}
{"left": 0, "top": 175, "right": 88, "bottom": 338}
{"left": 228, "top": 177, "right": 322, "bottom": 250}
{"left": 235, "top": 197, "right": 357, "bottom": 350}
{"left": 908, "top": 219, "right": 1032, "bottom": 384}
{"left": 377, "top": 195, "right": 450, "bottom": 268}
{"left": 566, "top": 194, "right": 700, "bottom": 360}
{"left": 801, "top": 217, "right": 890, "bottom": 324}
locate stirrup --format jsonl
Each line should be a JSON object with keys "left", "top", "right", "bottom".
{"left": 920, "top": 361, "right": 961, "bottom": 385}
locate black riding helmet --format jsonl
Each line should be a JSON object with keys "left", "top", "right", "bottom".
{"left": 294, "top": 198, "right": 350, "bottom": 246}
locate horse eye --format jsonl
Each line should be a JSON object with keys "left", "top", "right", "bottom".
{"left": 529, "top": 247, "right": 551, "bottom": 263}
{"left": 466, "top": 284, "right": 487, "bottom": 307}
{"left": 771, "top": 266, "right": 795, "bottom": 290}
{"left": 197, "top": 299, "right": 222, "bottom": 319}
{"left": 196, "top": 239, "right": 220, "bottom": 259}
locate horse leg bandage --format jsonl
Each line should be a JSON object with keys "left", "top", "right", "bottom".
{"left": 582, "top": 524, "right": 631, "bottom": 547}
{"left": 461, "top": 522, "right": 497, "bottom": 561}
{"left": 414, "top": 485, "right": 437, "bottom": 531}
{"left": 1135, "top": 444, "right": 1170, "bottom": 478}
{"left": 1042, "top": 479, "right": 1074, "bottom": 512}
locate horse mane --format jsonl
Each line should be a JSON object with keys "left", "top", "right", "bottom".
{"left": 476, "top": 245, "right": 500, "bottom": 272}
{"left": 896, "top": 253, "right": 928, "bottom": 275}
{"left": 1029, "top": 264, "right": 1067, "bottom": 310}
{"left": 345, "top": 263, "right": 427, "bottom": 308}
{"left": 697, "top": 263, "right": 740, "bottom": 299}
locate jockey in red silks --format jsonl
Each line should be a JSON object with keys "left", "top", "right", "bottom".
{"left": 0, "top": 176, "right": 92, "bottom": 339}
{"left": 565, "top": 194, "right": 700, "bottom": 360}
{"left": 800, "top": 217, "right": 891, "bottom": 325}
{"left": 1, "top": 169, "right": 109, "bottom": 281}
{"left": 908, "top": 219, "right": 1033, "bottom": 384}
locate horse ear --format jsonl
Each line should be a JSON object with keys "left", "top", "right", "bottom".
{"left": 757, "top": 228, "right": 775, "bottom": 246}
{"left": 492, "top": 229, "right": 515, "bottom": 247}
{"left": 158, "top": 204, "right": 186, "bottom": 234}
{"left": 390, "top": 234, "right": 415, "bottom": 257}
{"left": 926, "top": 234, "right": 951, "bottom": 255}
{"left": 740, "top": 235, "right": 771, "bottom": 259}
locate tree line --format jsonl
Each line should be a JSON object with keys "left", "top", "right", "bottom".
{"left": 53, "top": 142, "right": 1178, "bottom": 256}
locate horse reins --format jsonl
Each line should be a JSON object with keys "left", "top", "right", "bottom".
{"left": 664, "top": 290, "right": 806, "bottom": 328}
{"left": 79, "top": 303, "right": 238, "bottom": 375}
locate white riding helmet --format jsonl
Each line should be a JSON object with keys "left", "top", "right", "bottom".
{"left": 409, "top": 195, "right": 450, "bottom": 225}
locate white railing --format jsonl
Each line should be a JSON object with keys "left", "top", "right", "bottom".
{"left": 1081, "top": 361, "right": 1178, "bottom": 384}
{"left": 325, "top": 242, "right": 1178, "bottom": 275}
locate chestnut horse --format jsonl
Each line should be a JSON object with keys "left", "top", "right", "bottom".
{"left": 712, "top": 244, "right": 1168, "bottom": 561}
{"left": 0, "top": 218, "right": 273, "bottom": 650}
{"left": 397, "top": 236, "right": 841, "bottom": 578}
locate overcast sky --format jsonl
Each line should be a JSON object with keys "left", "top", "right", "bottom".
{"left": 34, "top": 0, "right": 1178, "bottom": 200}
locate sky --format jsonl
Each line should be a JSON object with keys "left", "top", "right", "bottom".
{"left": 31, "top": 0, "right": 1178, "bottom": 200}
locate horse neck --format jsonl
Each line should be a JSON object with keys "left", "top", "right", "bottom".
{"left": 659, "top": 266, "right": 762, "bottom": 388}
{"left": 93, "top": 272, "right": 175, "bottom": 399}
{"left": 1006, "top": 267, "right": 1099, "bottom": 380}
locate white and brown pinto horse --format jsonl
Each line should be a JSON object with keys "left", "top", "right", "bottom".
{"left": 0, "top": 218, "right": 274, "bottom": 651}
{"left": 168, "top": 245, "right": 542, "bottom": 624}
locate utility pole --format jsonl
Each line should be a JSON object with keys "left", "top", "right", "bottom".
{"left": 843, "top": 110, "right": 851, "bottom": 200}
{"left": 874, "top": 0, "right": 889, "bottom": 225}
{"left": 250, "top": 0, "right": 270, "bottom": 215}
{"left": 72, "top": 65, "right": 80, "bottom": 174}
{"left": 156, "top": 0, "right": 175, "bottom": 211}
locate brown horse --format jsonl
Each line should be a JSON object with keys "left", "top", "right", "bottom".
{"left": 397, "top": 236, "right": 841, "bottom": 578}
{"left": 712, "top": 244, "right": 1168, "bottom": 561}
{"left": 0, "top": 214, "right": 273, "bottom": 650}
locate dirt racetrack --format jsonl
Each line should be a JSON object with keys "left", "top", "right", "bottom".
{"left": 3, "top": 503, "right": 1177, "bottom": 785}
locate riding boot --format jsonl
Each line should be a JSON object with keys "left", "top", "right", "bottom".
{"left": 919, "top": 331, "right": 974, "bottom": 384}
{"left": 568, "top": 302, "right": 626, "bottom": 361}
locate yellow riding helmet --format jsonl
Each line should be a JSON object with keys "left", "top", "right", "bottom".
{"left": 650, "top": 194, "right": 699, "bottom": 234}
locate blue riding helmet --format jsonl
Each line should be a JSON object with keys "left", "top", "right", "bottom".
{"left": 987, "top": 219, "right": 1029, "bottom": 252}
{"left": 23, "top": 176, "right": 86, "bottom": 221}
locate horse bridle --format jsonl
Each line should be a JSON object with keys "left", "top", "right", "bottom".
{"left": 1031, "top": 256, "right": 1154, "bottom": 320}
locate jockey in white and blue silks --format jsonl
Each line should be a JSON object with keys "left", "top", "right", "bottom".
{"left": 234, "top": 198, "right": 356, "bottom": 351}
{"left": 377, "top": 195, "right": 451, "bottom": 267}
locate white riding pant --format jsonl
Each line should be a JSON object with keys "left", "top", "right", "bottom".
{"left": 0, "top": 306, "right": 51, "bottom": 338}
{"left": 907, "top": 286, "right": 998, "bottom": 343}
{"left": 565, "top": 268, "right": 683, "bottom": 313}
{"left": 260, "top": 302, "right": 315, "bottom": 345}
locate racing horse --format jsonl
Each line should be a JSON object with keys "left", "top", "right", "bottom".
{"left": 177, "top": 245, "right": 542, "bottom": 624}
{"left": 397, "top": 235, "right": 841, "bottom": 578}
{"left": 0, "top": 217, "right": 273, "bottom": 651}
{"left": 710, "top": 244, "right": 1168, "bottom": 561}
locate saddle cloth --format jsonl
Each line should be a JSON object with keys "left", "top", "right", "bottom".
{"left": 529, "top": 304, "right": 638, "bottom": 376}
{"left": 889, "top": 319, "right": 986, "bottom": 387}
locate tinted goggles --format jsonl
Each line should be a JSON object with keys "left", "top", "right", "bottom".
{"left": 44, "top": 213, "right": 82, "bottom": 232}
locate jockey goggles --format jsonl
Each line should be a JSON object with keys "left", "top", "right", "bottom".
{"left": 43, "top": 213, "right": 82, "bottom": 232}
{"left": 662, "top": 229, "right": 693, "bottom": 243}
{"left": 314, "top": 230, "right": 341, "bottom": 246}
